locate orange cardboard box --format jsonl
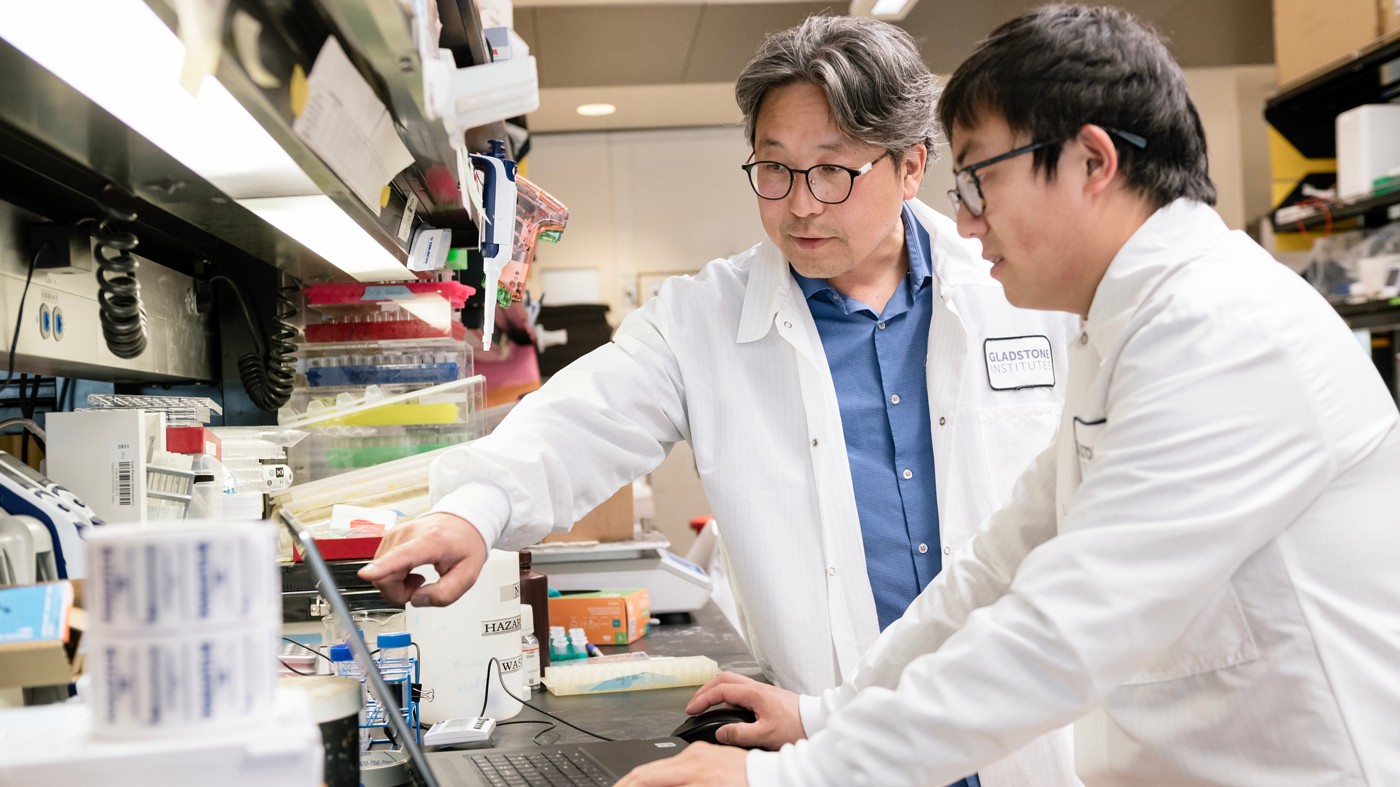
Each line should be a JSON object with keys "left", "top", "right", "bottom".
{"left": 548, "top": 588, "right": 650, "bottom": 645}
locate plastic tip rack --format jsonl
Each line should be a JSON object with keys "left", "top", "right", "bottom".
{"left": 540, "top": 655, "right": 719, "bottom": 696}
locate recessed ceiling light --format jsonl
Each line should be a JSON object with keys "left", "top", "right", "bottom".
{"left": 576, "top": 103, "right": 616, "bottom": 117}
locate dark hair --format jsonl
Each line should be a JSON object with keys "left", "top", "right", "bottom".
{"left": 939, "top": 4, "right": 1216, "bottom": 207}
{"left": 736, "top": 15, "right": 939, "bottom": 171}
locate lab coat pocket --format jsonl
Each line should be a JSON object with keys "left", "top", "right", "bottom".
{"left": 976, "top": 403, "right": 1061, "bottom": 503}
{"left": 1072, "top": 416, "right": 1107, "bottom": 479}
{"left": 1121, "top": 584, "right": 1260, "bottom": 685}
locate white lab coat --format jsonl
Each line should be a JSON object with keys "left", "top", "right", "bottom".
{"left": 429, "top": 200, "right": 1080, "bottom": 784}
{"left": 753, "top": 200, "right": 1400, "bottom": 786}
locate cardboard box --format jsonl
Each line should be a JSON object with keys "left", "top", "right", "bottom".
{"left": 1384, "top": 0, "right": 1400, "bottom": 34}
{"left": 548, "top": 588, "right": 650, "bottom": 645}
{"left": 541, "top": 484, "right": 634, "bottom": 544}
{"left": 1273, "top": 0, "right": 1380, "bottom": 84}
{"left": 0, "top": 582, "right": 84, "bottom": 688}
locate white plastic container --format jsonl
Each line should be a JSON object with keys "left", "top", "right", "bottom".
{"left": 406, "top": 549, "right": 524, "bottom": 723}
{"left": 1336, "top": 104, "right": 1400, "bottom": 199}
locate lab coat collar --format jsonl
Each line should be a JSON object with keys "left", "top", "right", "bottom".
{"left": 736, "top": 198, "right": 993, "bottom": 343}
{"left": 1084, "top": 199, "right": 1230, "bottom": 355}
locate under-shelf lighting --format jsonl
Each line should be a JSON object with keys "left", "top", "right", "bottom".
{"left": 576, "top": 103, "right": 617, "bottom": 117}
{"left": 239, "top": 196, "right": 416, "bottom": 281}
{"left": 0, "top": 0, "right": 411, "bottom": 281}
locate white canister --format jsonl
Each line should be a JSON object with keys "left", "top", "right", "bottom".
{"left": 407, "top": 549, "right": 523, "bottom": 723}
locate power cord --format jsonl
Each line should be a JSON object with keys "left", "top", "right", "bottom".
{"left": 208, "top": 274, "right": 300, "bottom": 411}
{"left": 497, "top": 720, "right": 560, "bottom": 745}
{"left": 1, "top": 244, "right": 45, "bottom": 397}
{"left": 93, "top": 185, "right": 149, "bottom": 359}
{"left": 480, "top": 656, "right": 614, "bottom": 742}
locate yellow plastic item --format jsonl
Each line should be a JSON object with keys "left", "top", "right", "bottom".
{"left": 316, "top": 402, "right": 461, "bottom": 427}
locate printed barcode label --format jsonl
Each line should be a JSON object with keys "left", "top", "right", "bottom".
{"left": 115, "top": 460, "right": 134, "bottom": 507}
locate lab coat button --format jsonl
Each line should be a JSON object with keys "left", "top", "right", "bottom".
{"left": 938, "top": 416, "right": 946, "bottom": 426}
{"left": 827, "top": 566, "right": 836, "bottom": 576}
{"left": 917, "top": 543, "right": 928, "bottom": 554}
{"left": 943, "top": 546, "right": 951, "bottom": 556}
{"left": 1079, "top": 333, "right": 1089, "bottom": 345}
{"left": 783, "top": 321, "right": 793, "bottom": 329}
{"left": 811, "top": 438, "right": 819, "bottom": 447}
{"left": 890, "top": 393, "right": 900, "bottom": 404}
{"left": 902, "top": 468, "right": 913, "bottom": 480}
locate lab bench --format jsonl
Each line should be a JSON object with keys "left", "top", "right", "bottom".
{"left": 428, "top": 602, "right": 760, "bottom": 760}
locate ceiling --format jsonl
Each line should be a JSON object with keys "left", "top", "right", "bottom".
{"left": 514, "top": 0, "right": 1277, "bottom": 132}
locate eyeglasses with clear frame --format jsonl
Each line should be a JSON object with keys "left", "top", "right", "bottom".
{"left": 741, "top": 151, "right": 891, "bottom": 205}
{"left": 947, "top": 128, "right": 1147, "bottom": 218}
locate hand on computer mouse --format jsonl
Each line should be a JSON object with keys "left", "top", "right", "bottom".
{"left": 681, "top": 672, "right": 805, "bottom": 749}
{"left": 671, "top": 703, "right": 758, "bottom": 746}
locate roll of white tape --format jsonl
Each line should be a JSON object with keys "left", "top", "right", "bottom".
{"left": 86, "top": 520, "right": 279, "bottom": 632}
{"left": 87, "top": 624, "right": 280, "bottom": 740}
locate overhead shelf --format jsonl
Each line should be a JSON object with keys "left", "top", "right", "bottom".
{"left": 0, "top": 0, "right": 496, "bottom": 283}
{"left": 213, "top": 0, "right": 487, "bottom": 249}
{"left": 1264, "top": 32, "right": 1400, "bottom": 160}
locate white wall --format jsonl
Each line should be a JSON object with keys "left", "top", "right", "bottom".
{"left": 1183, "top": 65, "right": 1278, "bottom": 232}
{"left": 523, "top": 126, "right": 763, "bottom": 322}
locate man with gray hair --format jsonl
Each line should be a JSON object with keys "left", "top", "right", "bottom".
{"left": 362, "top": 15, "right": 1077, "bottom": 785}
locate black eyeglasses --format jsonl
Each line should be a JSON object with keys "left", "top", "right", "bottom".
{"left": 948, "top": 128, "right": 1147, "bottom": 218}
{"left": 741, "top": 151, "right": 891, "bottom": 205}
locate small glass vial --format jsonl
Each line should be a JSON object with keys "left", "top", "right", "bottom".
{"left": 329, "top": 643, "right": 360, "bottom": 679}
{"left": 520, "top": 604, "right": 541, "bottom": 698}
{"left": 376, "top": 632, "right": 414, "bottom": 708}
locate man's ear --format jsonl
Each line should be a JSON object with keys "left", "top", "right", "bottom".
{"left": 900, "top": 142, "right": 927, "bottom": 200}
{"left": 1077, "top": 125, "right": 1120, "bottom": 197}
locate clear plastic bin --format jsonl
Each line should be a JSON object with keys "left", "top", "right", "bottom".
{"left": 290, "top": 337, "right": 472, "bottom": 393}
{"left": 280, "top": 376, "right": 487, "bottom": 483}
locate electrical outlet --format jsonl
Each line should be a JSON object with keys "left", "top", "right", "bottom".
{"left": 27, "top": 223, "right": 93, "bottom": 273}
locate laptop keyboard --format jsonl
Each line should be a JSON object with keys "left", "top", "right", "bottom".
{"left": 468, "top": 749, "right": 613, "bottom": 786}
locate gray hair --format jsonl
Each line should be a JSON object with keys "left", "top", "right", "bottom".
{"left": 736, "top": 15, "right": 939, "bottom": 169}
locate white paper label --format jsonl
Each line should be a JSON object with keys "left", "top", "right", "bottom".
{"left": 984, "top": 335, "right": 1056, "bottom": 390}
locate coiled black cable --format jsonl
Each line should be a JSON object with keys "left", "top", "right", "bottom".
{"left": 210, "top": 275, "right": 300, "bottom": 411}
{"left": 93, "top": 186, "right": 148, "bottom": 359}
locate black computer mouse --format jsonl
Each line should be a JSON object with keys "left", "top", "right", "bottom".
{"left": 670, "top": 703, "right": 759, "bottom": 746}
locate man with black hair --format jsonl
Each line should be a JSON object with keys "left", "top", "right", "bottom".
{"left": 621, "top": 5, "right": 1400, "bottom": 786}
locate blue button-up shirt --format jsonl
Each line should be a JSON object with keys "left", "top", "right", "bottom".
{"left": 792, "top": 203, "right": 940, "bottom": 631}
{"left": 794, "top": 205, "right": 979, "bottom": 787}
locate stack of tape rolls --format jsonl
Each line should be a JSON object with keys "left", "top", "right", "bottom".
{"left": 84, "top": 520, "right": 281, "bottom": 739}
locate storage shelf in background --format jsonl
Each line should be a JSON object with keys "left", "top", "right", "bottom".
{"left": 1332, "top": 297, "right": 1400, "bottom": 331}
{"left": 1272, "top": 189, "right": 1400, "bottom": 233}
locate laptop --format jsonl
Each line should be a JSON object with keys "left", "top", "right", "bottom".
{"left": 279, "top": 512, "right": 688, "bottom": 787}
